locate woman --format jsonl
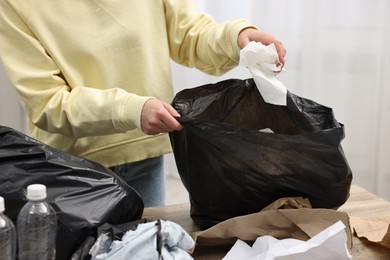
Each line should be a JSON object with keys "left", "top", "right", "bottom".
{"left": 0, "top": 0, "right": 285, "bottom": 206}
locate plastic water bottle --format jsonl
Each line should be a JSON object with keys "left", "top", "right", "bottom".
{"left": 0, "top": 196, "right": 16, "bottom": 260}
{"left": 17, "top": 184, "right": 57, "bottom": 260}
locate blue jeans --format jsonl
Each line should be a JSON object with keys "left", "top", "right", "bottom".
{"left": 109, "top": 156, "right": 165, "bottom": 207}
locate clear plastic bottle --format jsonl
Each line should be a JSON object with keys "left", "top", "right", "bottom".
{"left": 17, "top": 184, "right": 57, "bottom": 260}
{"left": 0, "top": 196, "right": 16, "bottom": 260}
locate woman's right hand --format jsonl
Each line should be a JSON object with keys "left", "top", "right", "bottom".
{"left": 140, "top": 98, "right": 183, "bottom": 135}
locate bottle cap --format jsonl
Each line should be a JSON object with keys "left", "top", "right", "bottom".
{"left": 0, "top": 196, "right": 4, "bottom": 213}
{"left": 27, "top": 184, "right": 47, "bottom": 201}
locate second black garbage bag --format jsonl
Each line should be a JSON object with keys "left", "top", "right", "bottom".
{"left": 169, "top": 78, "right": 353, "bottom": 230}
{"left": 0, "top": 126, "right": 144, "bottom": 260}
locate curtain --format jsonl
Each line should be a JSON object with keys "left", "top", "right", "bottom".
{"left": 169, "top": 0, "right": 390, "bottom": 200}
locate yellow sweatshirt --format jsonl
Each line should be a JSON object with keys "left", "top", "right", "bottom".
{"left": 0, "top": 0, "right": 253, "bottom": 167}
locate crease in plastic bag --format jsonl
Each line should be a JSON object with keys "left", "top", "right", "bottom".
{"left": 169, "top": 78, "right": 352, "bottom": 229}
{"left": 0, "top": 125, "right": 144, "bottom": 260}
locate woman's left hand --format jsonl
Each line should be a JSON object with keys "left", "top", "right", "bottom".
{"left": 238, "top": 28, "right": 286, "bottom": 67}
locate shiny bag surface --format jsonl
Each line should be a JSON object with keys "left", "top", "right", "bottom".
{"left": 0, "top": 126, "right": 144, "bottom": 260}
{"left": 170, "top": 78, "right": 352, "bottom": 229}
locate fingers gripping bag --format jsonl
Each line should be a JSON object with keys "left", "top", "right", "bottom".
{"left": 169, "top": 78, "right": 352, "bottom": 229}
{"left": 0, "top": 126, "right": 144, "bottom": 260}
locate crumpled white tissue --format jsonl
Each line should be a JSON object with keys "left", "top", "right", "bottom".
{"left": 223, "top": 221, "right": 352, "bottom": 260}
{"left": 239, "top": 41, "right": 287, "bottom": 106}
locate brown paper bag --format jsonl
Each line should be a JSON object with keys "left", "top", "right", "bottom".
{"left": 191, "top": 197, "right": 352, "bottom": 254}
{"left": 350, "top": 215, "right": 390, "bottom": 249}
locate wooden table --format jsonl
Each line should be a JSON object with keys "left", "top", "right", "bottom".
{"left": 143, "top": 185, "right": 390, "bottom": 259}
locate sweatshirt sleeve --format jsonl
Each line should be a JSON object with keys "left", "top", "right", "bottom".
{"left": 0, "top": 1, "right": 150, "bottom": 138}
{"left": 163, "top": 0, "right": 255, "bottom": 76}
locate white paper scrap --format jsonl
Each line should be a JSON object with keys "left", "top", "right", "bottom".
{"left": 223, "top": 220, "right": 352, "bottom": 260}
{"left": 239, "top": 41, "right": 287, "bottom": 106}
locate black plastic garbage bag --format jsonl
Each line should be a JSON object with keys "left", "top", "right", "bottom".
{"left": 169, "top": 78, "right": 352, "bottom": 229}
{"left": 0, "top": 126, "right": 144, "bottom": 260}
